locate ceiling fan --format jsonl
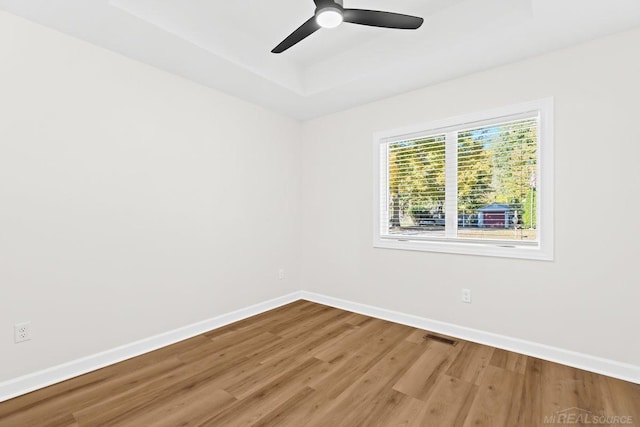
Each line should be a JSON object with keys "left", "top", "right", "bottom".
{"left": 272, "top": 0, "right": 424, "bottom": 54}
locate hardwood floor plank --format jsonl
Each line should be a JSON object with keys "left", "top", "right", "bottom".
{"left": 531, "top": 358, "right": 582, "bottom": 423}
{"left": 0, "top": 356, "right": 185, "bottom": 427}
{"left": 601, "top": 376, "right": 640, "bottom": 423}
{"left": 574, "top": 368, "right": 610, "bottom": 416}
{"left": 274, "top": 305, "right": 351, "bottom": 338}
{"left": 177, "top": 330, "right": 282, "bottom": 364}
{"left": 309, "top": 322, "right": 414, "bottom": 399}
{"left": 393, "top": 340, "right": 461, "bottom": 401}
{"left": 343, "top": 312, "right": 371, "bottom": 326}
{"left": 446, "top": 342, "right": 495, "bottom": 385}
{"left": 354, "top": 388, "right": 427, "bottom": 427}
{"left": 199, "top": 309, "right": 355, "bottom": 400}
{"left": 261, "top": 305, "right": 333, "bottom": 336}
{"left": 416, "top": 374, "right": 478, "bottom": 427}
{"left": 0, "top": 335, "right": 207, "bottom": 417}
{"left": 202, "top": 300, "right": 318, "bottom": 340}
{"left": 201, "top": 357, "right": 331, "bottom": 426}
{"left": 405, "top": 329, "right": 427, "bottom": 344}
{"left": 314, "top": 318, "right": 405, "bottom": 363}
{"left": 489, "top": 348, "right": 527, "bottom": 375}
{"left": 222, "top": 323, "right": 354, "bottom": 399}
{"left": 517, "top": 356, "right": 545, "bottom": 426}
{"left": 462, "top": 365, "right": 525, "bottom": 427}
{"left": 0, "top": 411, "right": 77, "bottom": 427}
{"left": 250, "top": 386, "right": 317, "bottom": 427}
{"left": 266, "top": 324, "right": 417, "bottom": 425}
{"left": 72, "top": 333, "right": 280, "bottom": 425}
{"left": 95, "top": 385, "right": 235, "bottom": 427}
{"left": 1, "top": 301, "right": 638, "bottom": 427}
{"left": 307, "top": 339, "right": 427, "bottom": 427}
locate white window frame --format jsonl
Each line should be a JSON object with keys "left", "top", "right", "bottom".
{"left": 373, "top": 98, "right": 554, "bottom": 261}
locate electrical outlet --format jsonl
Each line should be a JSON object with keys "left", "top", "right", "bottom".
{"left": 461, "top": 289, "right": 472, "bottom": 304}
{"left": 278, "top": 268, "right": 285, "bottom": 280}
{"left": 14, "top": 322, "right": 31, "bottom": 343}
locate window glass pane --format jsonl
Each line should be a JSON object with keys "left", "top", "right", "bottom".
{"left": 457, "top": 119, "right": 537, "bottom": 241}
{"left": 387, "top": 135, "right": 446, "bottom": 237}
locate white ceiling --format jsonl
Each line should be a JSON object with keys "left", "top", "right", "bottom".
{"left": 1, "top": 0, "right": 639, "bottom": 120}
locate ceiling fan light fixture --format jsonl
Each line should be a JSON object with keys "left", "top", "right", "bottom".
{"left": 316, "top": 7, "right": 343, "bottom": 28}
{"left": 272, "top": 0, "right": 423, "bottom": 53}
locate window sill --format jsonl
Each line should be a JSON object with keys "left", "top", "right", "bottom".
{"left": 373, "top": 237, "right": 553, "bottom": 261}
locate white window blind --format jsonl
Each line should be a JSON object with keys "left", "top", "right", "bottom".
{"left": 456, "top": 118, "right": 538, "bottom": 242}
{"left": 374, "top": 99, "right": 553, "bottom": 260}
{"left": 383, "top": 135, "right": 446, "bottom": 237}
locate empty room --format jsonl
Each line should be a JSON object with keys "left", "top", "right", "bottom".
{"left": 1, "top": 0, "right": 639, "bottom": 426}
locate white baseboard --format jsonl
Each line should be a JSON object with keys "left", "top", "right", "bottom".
{"left": 0, "top": 291, "right": 303, "bottom": 403}
{"left": 2, "top": 289, "right": 637, "bottom": 403}
{"left": 299, "top": 291, "right": 640, "bottom": 385}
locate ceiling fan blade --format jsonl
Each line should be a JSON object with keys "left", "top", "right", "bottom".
{"left": 272, "top": 17, "right": 320, "bottom": 54}
{"left": 343, "top": 9, "right": 423, "bottom": 29}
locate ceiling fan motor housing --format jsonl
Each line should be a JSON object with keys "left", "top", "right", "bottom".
{"left": 317, "top": 0, "right": 343, "bottom": 7}
{"left": 315, "top": 0, "right": 343, "bottom": 16}
{"left": 315, "top": 0, "right": 344, "bottom": 28}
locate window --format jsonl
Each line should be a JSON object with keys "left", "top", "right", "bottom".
{"left": 373, "top": 99, "right": 553, "bottom": 260}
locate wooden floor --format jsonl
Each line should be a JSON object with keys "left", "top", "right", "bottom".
{"left": 1, "top": 301, "right": 639, "bottom": 427}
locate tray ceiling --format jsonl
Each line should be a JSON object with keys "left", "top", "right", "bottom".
{"left": 1, "top": 0, "right": 639, "bottom": 119}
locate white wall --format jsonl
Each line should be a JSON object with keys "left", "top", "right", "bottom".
{"left": 0, "top": 11, "right": 300, "bottom": 381}
{"left": 300, "top": 29, "right": 640, "bottom": 366}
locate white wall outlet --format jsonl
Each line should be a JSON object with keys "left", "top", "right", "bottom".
{"left": 461, "top": 289, "right": 472, "bottom": 304}
{"left": 278, "top": 268, "right": 285, "bottom": 280}
{"left": 14, "top": 322, "right": 31, "bottom": 343}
